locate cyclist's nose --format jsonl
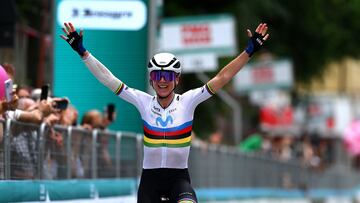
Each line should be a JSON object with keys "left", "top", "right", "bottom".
{"left": 159, "top": 76, "right": 166, "bottom": 82}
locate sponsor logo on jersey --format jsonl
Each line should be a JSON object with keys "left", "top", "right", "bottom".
{"left": 156, "top": 115, "right": 173, "bottom": 127}
{"left": 168, "top": 108, "right": 177, "bottom": 114}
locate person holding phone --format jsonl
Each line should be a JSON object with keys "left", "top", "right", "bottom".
{"left": 61, "top": 22, "right": 269, "bottom": 203}
{"left": 102, "top": 103, "right": 115, "bottom": 128}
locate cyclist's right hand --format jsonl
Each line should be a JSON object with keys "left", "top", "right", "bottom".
{"left": 60, "top": 22, "right": 87, "bottom": 57}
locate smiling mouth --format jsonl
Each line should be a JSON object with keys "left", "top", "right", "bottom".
{"left": 158, "top": 85, "right": 168, "bottom": 89}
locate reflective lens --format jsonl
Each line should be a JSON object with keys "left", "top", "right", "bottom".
{"left": 150, "top": 71, "right": 176, "bottom": 82}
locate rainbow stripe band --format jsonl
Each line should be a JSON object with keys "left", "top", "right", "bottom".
{"left": 144, "top": 141, "right": 191, "bottom": 148}
{"left": 115, "top": 83, "right": 125, "bottom": 95}
{"left": 206, "top": 83, "right": 215, "bottom": 95}
{"left": 143, "top": 120, "right": 193, "bottom": 148}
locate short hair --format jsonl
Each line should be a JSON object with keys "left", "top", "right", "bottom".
{"left": 81, "top": 110, "right": 101, "bottom": 125}
{"left": 1, "top": 63, "right": 15, "bottom": 78}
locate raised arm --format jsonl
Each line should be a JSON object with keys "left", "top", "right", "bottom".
{"left": 60, "top": 22, "right": 121, "bottom": 93}
{"left": 207, "top": 23, "right": 269, "bottom": 93}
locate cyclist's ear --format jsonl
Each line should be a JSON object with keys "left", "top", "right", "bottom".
{"left": 175, "top": 77, "right": 180, "bottom": 86}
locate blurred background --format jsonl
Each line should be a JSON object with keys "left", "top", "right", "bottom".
{"left": 1, "top": 0, "right": 360, "bottom": 202}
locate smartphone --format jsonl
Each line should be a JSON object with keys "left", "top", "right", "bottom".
{"left": 40, "top": 84, "right": 49, "bottom": 100}
{"left": 54, "top": 99, "right": 69, "bottom": 110}
{"left": 4, "top": 79, "right": 13, "bottom": 102}
{"left": 107, "top": 103, "right": 115, "bottom": 121}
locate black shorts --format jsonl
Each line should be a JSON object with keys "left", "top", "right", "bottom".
{"left": 137, "top": 168, "right": 197, "bottom": 203}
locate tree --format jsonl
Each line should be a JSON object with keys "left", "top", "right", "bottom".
{"left": 164, "top": 0, "right": 360, "bottom": 83}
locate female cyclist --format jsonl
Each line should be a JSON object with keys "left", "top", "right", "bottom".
{"left": 61, "top": 22, "right": 269, "bottom": 203}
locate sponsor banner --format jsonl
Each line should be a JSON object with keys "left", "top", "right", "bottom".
{"left": 53, "top": 0, "right": 148, "bottom": 133}
{"left": 177, "top": 53, "right": 218, "bottom": 73}
{"left": 159, "top": 15, "right": 237, "bottom": 56}
{"left": 57, "top": 0, "right": 147, "bottom": 30}
{"left": 234, "top": 59, "right": 293, "bottom": 93}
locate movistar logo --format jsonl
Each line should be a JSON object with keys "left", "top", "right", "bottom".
{"left": 156, "top": 116, "right": 173, "bottom": 127}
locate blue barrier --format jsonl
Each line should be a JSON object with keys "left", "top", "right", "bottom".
{"left": 0, "top": 178, "right": 137, "bottom": 202}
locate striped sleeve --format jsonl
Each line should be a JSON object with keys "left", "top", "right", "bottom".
{"left": 114, "top": 82, "right": 125, "bottom": 95}
{"left": 205, "top": 83, "right": 216, "bottom": 95}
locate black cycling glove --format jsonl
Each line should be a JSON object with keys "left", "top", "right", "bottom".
{"left": 245, "top": 32, "right": 265, "bottom": 57}
{"left": 66, "top": 31, "right": 86, "bottom": 57}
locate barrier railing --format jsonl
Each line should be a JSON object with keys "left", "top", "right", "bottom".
{"left": 1, "top": 119, "right": 360, "bottom": 189}
{"left": 0, "top": 119, "right": 142, "bottom": 180}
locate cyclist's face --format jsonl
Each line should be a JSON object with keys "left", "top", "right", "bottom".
{"left": 152, "top": 73, "right": 179, "bottom": 97}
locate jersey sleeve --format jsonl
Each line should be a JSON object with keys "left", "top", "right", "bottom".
{"left": 181, "top": 83, "right": 214, "bottom": 112}
{"left": 114, "top": 82, "right": 152, "bottom": 113}
{"left": 83, "top": 53, "right": 122, "bottom": 93}
{"left": 83, "top": 53, "right": 152, "bottom": 114}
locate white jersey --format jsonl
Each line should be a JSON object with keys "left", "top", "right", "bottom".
{"left": 115, "top": 82, "right": 213, "bottom": 169}
{"left": 83, "top": 54, "right": 214, "bottom": 169}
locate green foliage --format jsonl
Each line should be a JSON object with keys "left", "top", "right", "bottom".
{"left": 15, "top": 0, "right": 43, "bottom": 28}
{"left": 164, "top": 0, "right": 360, "bottom": 83}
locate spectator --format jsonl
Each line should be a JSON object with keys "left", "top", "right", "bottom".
{"left": 98, "top": 105, "right": 116, "bottom": 177}
{"left": 81, "top": 110, "right": 114, "bottom": 177}
{"left": 1, "top": 63, "right": 15, "bottom": 80}
{"left": 5, "top": 98, "right": 54, "bottom": 124}
{"left": 278, "top": 136, "right": 294, "bottom": 161}
{"left": 58, "top": 105, "right": 84, "bottom": 178}
{"left": 209, "top": 130, "right": 223, "bottom": 145}
{"left": 81, "top": 109, "right": 104, "bottom": 177}
{"left": 102, "top": 103, "right": 115, "bottom": 129}
{"left": 17, "top": 97, "right": 36, "bottom": 111}
{"left": 16, "top": 86, "right": 31, "bottom": 99}
{"left": 60, "top": 105, "right": 78, "bottom": 126}
{"left": 7, "top": 95, "right": 59, "bottom": 179}
{"left": 42, "top": 112, "right": 62, "bottom": 179}
{"left": 239, "top": 133, "right": 263, "bottom": 153}
{"left": 42, "top": 98, "right": 73, "bottom": 179}
{"left": 30, "top": 88, "right": 41, "bottom": 101}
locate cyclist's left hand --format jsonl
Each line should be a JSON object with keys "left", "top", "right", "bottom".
{"left": 245, "top": 23, "right": 269, "bottom": 57}
{"left": 60, "top": 22, "right": 87, "bottom": 57}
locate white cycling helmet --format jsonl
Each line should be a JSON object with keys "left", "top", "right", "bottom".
{"left": 147, "top": 52, "right": 181, "bottom": 74}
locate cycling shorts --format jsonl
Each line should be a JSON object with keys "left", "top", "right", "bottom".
{"left": 137, "top": 168, "right": 197, "bottom": 203}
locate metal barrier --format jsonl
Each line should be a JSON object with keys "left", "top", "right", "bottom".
{"left": 189, "top": 144, "right": 309, "bottom": 188}
{"left": 0, "top": 119, "right": 142, "bottom": 180}
{"left": 189, "top": 142, "right": 360, "bottom": 189}
{"left": 1, "top": 119, "right": 360, "bottom": 190}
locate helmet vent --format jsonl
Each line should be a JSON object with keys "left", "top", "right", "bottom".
{"left": 173, "top": 61, "right": 181, "bottom": 69}
{"left": 152, "top": 57, "right": 177, "bottom": 67}
{"left": 148, "top": 53, "right": 182, "bottom": 74}
{"left": 147, "top": 62, "right": 153, "bottom": 68}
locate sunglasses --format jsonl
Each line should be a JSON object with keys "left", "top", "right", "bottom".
{"left": 150, "top": 71, "right": 177, "bottom": 82}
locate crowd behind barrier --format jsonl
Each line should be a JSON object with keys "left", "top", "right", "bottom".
{"left": 0, "top": 119, "right": 141, "bottom": 180}
{"left": 1, "top": 118, "right": 360, "bottom": 190}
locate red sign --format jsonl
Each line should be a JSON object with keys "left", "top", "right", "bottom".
{"left": 181, "top": 24, "right": 211, "bottom": 45}
{"left": 260, "top": 105, "right": 293, "bottom": 127}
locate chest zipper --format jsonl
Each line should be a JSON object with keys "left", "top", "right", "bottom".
{"left": 161, "top": 128, "right": 167, "bottom": 167}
